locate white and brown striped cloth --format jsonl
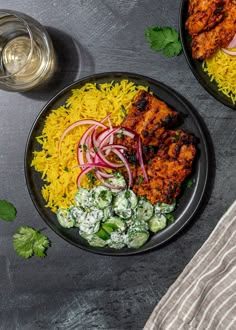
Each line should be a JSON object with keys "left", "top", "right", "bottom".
{"left": 144, "top": 200, "right": 236, "bottom": 330}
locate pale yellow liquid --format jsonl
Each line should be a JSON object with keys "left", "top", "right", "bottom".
{"left": 2, "top": 35, "right": 55, "bottom": 87}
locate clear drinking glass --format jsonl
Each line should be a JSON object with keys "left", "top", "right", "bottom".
{"left": 0, "top": 10, "right": 56, "bottom": 91}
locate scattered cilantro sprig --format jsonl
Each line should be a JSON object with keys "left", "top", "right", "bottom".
{"left": 145, "top": 26, "right": 182, "bottom": 57}
{"left": 13, "top": 226, "right": 50, "bottom": 259}
{"left": 0, "top": 199, "right": 17, "bottom": 221}
{"left": 0, "top": 199, "right": 50, "bottom": 259}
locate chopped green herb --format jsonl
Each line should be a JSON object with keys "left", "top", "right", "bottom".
{"left": 0, "top": 200, "right": 17, "bottom": 221}
{"left": 166, "top": 214, "right": 175, "bottom": 223}
{"left": 116, "top": 128, "right": 125, "bottom": 139}
{"left": 138, "top": 176, "right": 144, "bottom": 185}
{"left": 83, "top": 144, "right": 87, "bottom": 152}
{"left": 46, "top": 154, "right": 52, "bottom": 158}
{"left": 100, "top": 190, "right": 108, "bottom": 201}
{"left": 186, "top": 178, "right": 193, "bottom": 188}
{"left": 125, "top": 190, "right": 131, "bottom": 199}
{"left": 145, "top": 25, "right": 182, "bottom": 58}
{"left": 13, "top": 226, "right": 50, "bottom": 259}
{"left": 86, "top": 172, "right": 96, "bottom": 186}
{"left": 116, "top": 133, "right": 123, "bottom": 139}
{"left": 64, "top": 167, "right": 69, "bottom": 172}
{"left": 173, "top": 131, "right": 181, "bottom": 142}
{"left": 94, "top": 146, "right": 98, "bottom": 152}
{"left": 121, "top": 105, "right": 127, "bottom": 117}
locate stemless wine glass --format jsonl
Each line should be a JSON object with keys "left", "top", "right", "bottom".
{"left": 0, "top": 10, "right": 56, "bottom": 91}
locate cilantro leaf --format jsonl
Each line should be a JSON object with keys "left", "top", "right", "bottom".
{"left": 166, "top": 214, "right": 175, "bottom": 223}
{"left": 33, "top": 232, "right": 50, "bottom": 257}
{"left": 13, "top": 226, "right": 50, "bottom": 259}
{"left": 145, "top": 26, "right": 182, "bottom": 57}
{"left": 186, "top": 178, "right": 193, "bottom": 188}
{"left": 162, "top": 41, "right": 183, "bottom": 58}
{"left": 0, "top": 199, "right": 17, "bottom": 221}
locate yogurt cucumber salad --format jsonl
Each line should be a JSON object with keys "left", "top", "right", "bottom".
{"left": 56, "top": 173, "right": 176, "bottom": 249}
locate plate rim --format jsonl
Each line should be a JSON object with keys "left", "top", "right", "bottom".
{"left": 179, "top": 0, "right": 236, "bottom": 111}
{"left": 24, "top": 71, "right": 211, "bottom": 255}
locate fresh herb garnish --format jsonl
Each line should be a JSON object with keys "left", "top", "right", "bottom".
{"left": 145, "top": 26, "right": 182, "bottom": 57}
{"left": 100, "top": 190, "right": 108, "bottom": 201}
{"left": 94, "top": 146, "right": 98, "bottom": 152}
{"left": 13, "top": 226, "right": 50, "bottom": 259}
{"left": 86, "top": 171, "right": 96, "bottom": 186}
{"left": 121, "top": 105, "right": 127, "bottom": 117}
{"left": 125, "top": 190, "right": 131, "bottom": 199}
{"left": 138, "top": 176, "right": 144, "bottom": 185}
{"left": 116, "top": 128, "right": 124, "bottom": 139}
{"left": 83, "top": 144, "right": 87, "bottom": 152}
{"left": 166, "top": 214, "right": 175, "bottom": 223}
{"left": 0, "top": 200, "right": 17, "bottom": 221}
{"left": 173, "top": 131, "right": 181, "bottom": 142}
{"left": 64, "top": 167, "right": 69, "bottom": 172}
{"left": 186, "top": 178, "right": 193, "bottom": 188}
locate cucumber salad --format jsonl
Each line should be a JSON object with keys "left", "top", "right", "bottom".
{"left": 56, "top": 173, "right": 176, "bottom": 249}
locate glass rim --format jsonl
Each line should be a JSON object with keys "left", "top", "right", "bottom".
{"left": 0, "top": 9, "right": 34, "bottom": 79}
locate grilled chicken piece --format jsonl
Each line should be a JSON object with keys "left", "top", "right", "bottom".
{"left": 131, "top": 130, "right": 197, "bottom": 204}
{"left": 122, "top": 90, "right": 179, "bottom": 146}
{"left": 190, "top": 0, "right": 236, "bottom": 59}
{"left": 186, "top": 0, "right": 226, "bottom": 36}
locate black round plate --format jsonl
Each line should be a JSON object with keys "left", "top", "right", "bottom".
{"left": 179, "top": 0, "right": 236, "bottom": 111}
{"left": 25, "top": 72, "right": 210, "bottom": 255}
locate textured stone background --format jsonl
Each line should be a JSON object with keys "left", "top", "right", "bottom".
{"left": 0, "top": 1, "right": 235, "bottom": 329}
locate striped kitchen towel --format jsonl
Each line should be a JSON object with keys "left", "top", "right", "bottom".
{"left": 144, "top": 200, "right": 236, "bottom": 330}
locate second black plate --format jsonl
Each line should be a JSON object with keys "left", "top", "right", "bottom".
{"left": 179, "top": 0, "right": 236, "bottom": 111}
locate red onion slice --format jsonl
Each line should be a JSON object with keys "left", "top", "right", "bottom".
{"left": 59, "top": 119, "right": 107, "bottom": 152}
{"left": 95, "top": 171, "right": 124, "bottom": 190}
{"left": 222, "top": 48, "right": 236, "bottom": 56}
{"left": 137, "top": 136, "right": 148, "bottom": 182}
{"left": 111, "top": 149, "right": 133, "bottom": 188}
{"left": 227, "top": 33, "right": 236, "bottom": 49}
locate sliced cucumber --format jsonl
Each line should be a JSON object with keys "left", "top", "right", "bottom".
{"left": 124, "top": 189, "right": 138, "bottom": 209}
{"left": 89, "top": 208, "right": 104, "bottom": 222}
{"left": 102, "top": 223, "right": 117, "bottom": 234}
{"left": 134, "top": 198, "right": 154, "bottom": 221}
{"left": 113, "top": 191, "right": 132, "bottom": 219}
{"left": 79, "top": 231, "right": 93, "bottom": 241}
{"left": 113, "top": 189, "right": 137, "bottom": 219}
{"left": 148, "top": 214, "right": 167, "bottom": 233}
{"left": 69, "top": 206, "right": 87, "bottom": 227}
{"left": 108, "top": 232, "right": 127, "bottom": 249}
{"left": 104, "top": 216, "right": 126, "bottom": 232}
{"left": 130, "top": 219, "right": 149, "bottom": 232}
{"left": 102, "top": 205, "right": 114, "bottom": 221}
{"left": 155, "top": 200, "right": 176, "bottom": 214}
{"left": 79, "top": 210, "right": 102, "bottom": 235}
{"left": 106, "top": 172, "right": 126, "bottom": 193}
{"left": 74, "top": 188, "right": 93, "bottom": 209}
{"left": 91, "top": 185, "right": 112, "bottom": 209}
{"left": 127, "top": 229, "right": 149, "bottom": 249}
{"left": 88, "top": 235, "right": 108, "bottom": 247}
{"left": 57, "top": 208, "right": 75, "bottom": 228}
{"left": 96, "top": 228, "right": 110, "bottom": 240}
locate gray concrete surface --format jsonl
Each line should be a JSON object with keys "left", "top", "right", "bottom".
{"left": 0, "top": 1, "right": 235, "bottom": 329}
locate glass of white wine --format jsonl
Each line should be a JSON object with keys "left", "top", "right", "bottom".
{"left": 0, "top": 10, "right": 56, "bottom": 91}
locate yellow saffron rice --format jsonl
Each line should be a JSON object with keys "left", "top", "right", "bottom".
{"left": 31, "top": 80, "right": 148, "bottom": 213}
{"left": 202, "top": 49, "right": 236, "bottom": 104}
